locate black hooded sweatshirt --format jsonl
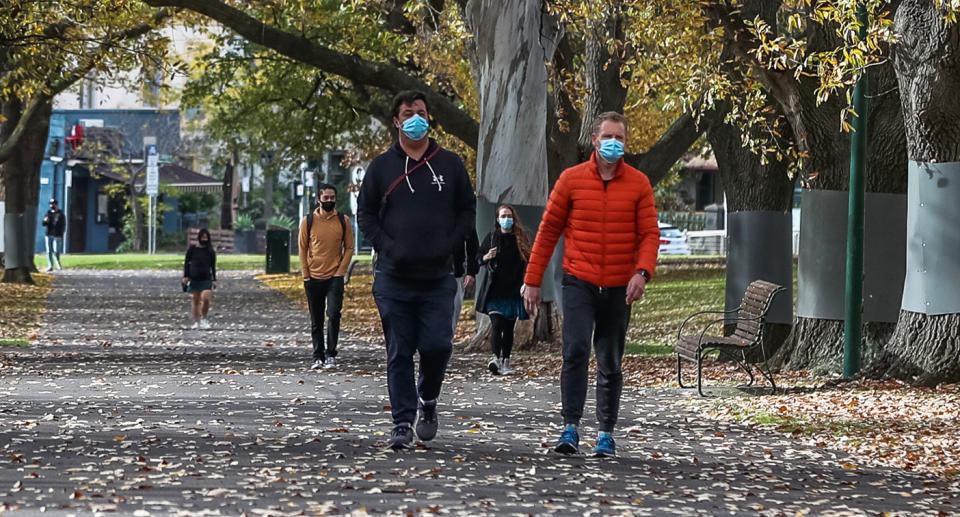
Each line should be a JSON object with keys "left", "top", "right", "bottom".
{"left": 357, "top": 138, "right": 476, "bottom": 281}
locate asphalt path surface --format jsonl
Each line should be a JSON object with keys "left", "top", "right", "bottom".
{"left": 0, "top": 270, "right": 955, "bottom": 516}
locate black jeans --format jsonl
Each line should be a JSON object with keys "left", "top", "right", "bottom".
{"left": 304, "top": 276, "right": 345, "bottom": 361}
{"left": 489, "top": 313, "right": 515, "bottom": 359}
{"left": 560, "top": 274, "right": 631, "bottom": 432}
{"left": 373, "top": 272, "right": 456, "bottom": 426}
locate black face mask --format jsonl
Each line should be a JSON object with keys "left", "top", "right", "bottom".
{"left": 199, "top": 239, "right": 209, "bottom": 246}
{"left": 320, "top": 201, "right": 336, "bottom": 212}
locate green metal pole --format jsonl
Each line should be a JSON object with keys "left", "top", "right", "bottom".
{"left": 843, "top": 3, "right": 869, "bottom": 378}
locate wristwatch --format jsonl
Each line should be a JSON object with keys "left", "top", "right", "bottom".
{"left": 637, "top": 269, "right": 651, "bottom": 281}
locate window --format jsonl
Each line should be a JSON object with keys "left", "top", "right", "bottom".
{"left": 96, "top": 190, "right": 109, "bottom": 224}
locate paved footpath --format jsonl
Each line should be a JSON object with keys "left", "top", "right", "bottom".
{"left": 1, "top": 270, "right": 956, "bottom": 516}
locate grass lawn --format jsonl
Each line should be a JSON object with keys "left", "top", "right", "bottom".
{"left": 34, "top": 253, "right": 374, "bottom": 272}
{"left": 0, "top": 273, "right": 53, "bottom": 346}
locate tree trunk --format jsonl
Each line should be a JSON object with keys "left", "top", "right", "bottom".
{"left": 708, "top": 116, "right": 795, "bottom": 362}
{"left": 1, "top": 98, "right": 51, "bottom": 283}
{"left": 879, "top": 1, "right": 960, "bottom": 386}
{"left": 773, "top": 20, "right": 908, "bottom": 372}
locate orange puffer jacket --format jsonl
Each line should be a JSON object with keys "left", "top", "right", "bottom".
{"left": 524, "top": 153, "right": 660, "bottom": 288}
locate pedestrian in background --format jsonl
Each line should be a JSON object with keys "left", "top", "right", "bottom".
{"left": 41, "top": 199, "right": 66, "bottom": 271}
{"left": 299, "top": 183, "right": 354, "bottom": 370}
{"left": 522, "top": 112, "right": 660, "bottom": 457}
{"left": 183, "top": 228, "right": 217, "bottom": 329}
{"left": 476, "top": 204, "right": 530, "bottom": 376}
{"left": 452, "top": 229, "right": 479, "bottom": 337}
{"left": 357, "top": 90, "right": 477, "bottom": 450}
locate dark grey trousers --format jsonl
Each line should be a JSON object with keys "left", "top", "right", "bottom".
{"left": 304, "top": 276, "right": 345, "bottom": 361}
{"left": 560, "top": 274, "right": 632, "bottom": 432}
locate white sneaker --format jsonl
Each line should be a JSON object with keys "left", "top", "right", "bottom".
{"left": 311, "top": 359, "right": 324, "bottom": 370}
{"left": 500, "top": 357, "right": 514, "bottom": 376}
{"left": 190, "top": 321, "right": 200, "bottom": 329}
{"left": 487, "top": 355, "right": 500, "bottom": 375}
{"left": 199, "top": 319, "right": 211, "bottom": 329}
{"left": 324, "top": 357, "right": 337, "bottom": 368}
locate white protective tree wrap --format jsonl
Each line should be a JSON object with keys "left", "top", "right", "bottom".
{"left": 901, "top": 161, "right": 960, "bottom": 315}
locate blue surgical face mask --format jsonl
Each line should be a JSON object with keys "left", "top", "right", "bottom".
{"left": 597, "top": 138, "right": 625, "bottom": 163}
{"left": 400, "top": 114, "right": 429, "bottom": 141}
{"left": 498, "top": 217, "right": 514, "bottom": 230}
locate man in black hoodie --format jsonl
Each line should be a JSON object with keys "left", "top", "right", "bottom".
{"left": 357, "top": 90, "right": 477, "bottom": 450}
{"left": 41, "top": 199, "right": 66, "bottom": 271}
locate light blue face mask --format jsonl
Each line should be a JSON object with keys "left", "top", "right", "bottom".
{"left": 401, "top": 114, "right": 429, "bottom": 141}
{"left": 499, "top": 217, "right": 514, "bottom": 230}
{"left": 598, "top": 138, "right": 625, "bottom": 163}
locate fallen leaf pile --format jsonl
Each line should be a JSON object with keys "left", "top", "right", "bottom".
{"left": 0, "top": 272, "right": 51, "bottom": 342}
{"left": 687, "top": 378, "right": 960, "bottom": 479}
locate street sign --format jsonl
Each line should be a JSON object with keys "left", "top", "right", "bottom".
{"left": 146, "top": 144, "right": 159, "bottom": 196}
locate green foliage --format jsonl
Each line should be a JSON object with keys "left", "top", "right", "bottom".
{"left": 178, "top": 191, "right": 219, "bottom": 214}
{"left": 268, "top": 214, "right": 297, "bottom": 231}
{"left": 233, "top": 214, "right": 254, "bottom": 231}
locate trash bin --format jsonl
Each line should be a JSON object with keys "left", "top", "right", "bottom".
{"left": 265, "top": 229, "right": 290, "bottom": 274}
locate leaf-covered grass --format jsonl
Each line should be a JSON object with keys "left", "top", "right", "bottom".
{"left": 627, "top": 267, "right": 726, "bottom": 349}
{"left": 0, "top": 273, "right": 52, "bottom": 344}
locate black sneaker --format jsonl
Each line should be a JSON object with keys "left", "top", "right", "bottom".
{"left": 416, "top": 399, "right": 438, "bottom": 441}
{"left": 388, "top": 424, "right": 414, "bottom": 450}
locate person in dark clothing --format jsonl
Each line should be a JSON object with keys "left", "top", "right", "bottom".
{"left": 182, "top": 228, "right": 217, "bottom": 329}
{"left": 476, "top": 204, "right": 531, "bottom": 376}
{"left": 357, "top": 90, "right": 477, "bottom": 450}
{"left": 41, "top": 199, "right": 66, "bottom": 271}
{"left": 452, "top": 229, "right": 479, "bottom": 335}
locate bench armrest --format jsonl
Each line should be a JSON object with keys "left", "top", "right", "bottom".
{"left": 677, "top": 308, "right": 740, "bottom": 341}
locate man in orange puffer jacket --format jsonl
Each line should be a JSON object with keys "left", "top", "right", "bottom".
{"left": 522, "top": 111, "right": 660, "bottom": 457}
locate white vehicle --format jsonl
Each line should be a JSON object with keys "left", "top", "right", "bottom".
{"left": 658, "top": 222, "right": 692, "bottom": 255}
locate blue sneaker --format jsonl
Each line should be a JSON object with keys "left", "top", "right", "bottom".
{"left": 594, "top": 432, "right": 616, "bottom": 457}
{"left": 554, "top": 425, "right": 580, "bottom": 454}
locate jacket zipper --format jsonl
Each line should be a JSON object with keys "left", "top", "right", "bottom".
{"left": 601, "top": 176, "right": 608, "bottom": 289}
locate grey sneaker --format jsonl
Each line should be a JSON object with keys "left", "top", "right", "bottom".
{"left": 487, "top": 355, "right": 500, "bottom": 374}
{"left": 500, "top": 357, "right": 514, "bottom": 375}
{"left": 324, "top": 357, "right": 337, "bottom": 369}
{"left": 388, "top": 424, "right": 414, "bottom": 450}
{"left": 190, "top": 321, "right": 200, "bottom": 329}
{"left": 199, "top": 318, "right": 211, "bottom": 329}
{"left": 416, "top": 399, "right": 438, "bottom": 441}
{"left": 310, "top": 359, "right": 324, "bottom": 370}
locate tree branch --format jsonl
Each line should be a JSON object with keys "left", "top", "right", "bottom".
{"left": 144, "top": 0, "right": 480, "bottom": 147}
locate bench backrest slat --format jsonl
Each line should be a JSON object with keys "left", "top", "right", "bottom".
{"left": 734, "top": 280, "right": 785, "bottom": 343}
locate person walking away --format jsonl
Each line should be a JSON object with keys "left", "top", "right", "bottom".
{"left": 357, "top": 90, "right": 477, "bottom": 450}
{"left": 521, "top": 112, "right": 660, "bottom": 457}
{"left": 299, "top": 184, "right": 354, "bottom": 370}
{"left": 183, "top": 228, "right": 217, "bottom": 329}
{"left": 476, "top": 204, "right": 531, "bottom": 376}
{"left": 41, "top": 199, "right": 66, "bottom": 271}
{"left": 452, "top": 229, "right": 479, "bottom": 337}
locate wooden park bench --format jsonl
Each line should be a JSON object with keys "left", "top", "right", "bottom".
{"left": 675, "top": 279, "right": 786, "bottom": 397}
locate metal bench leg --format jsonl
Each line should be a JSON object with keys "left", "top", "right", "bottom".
{"left": 696, "top": 351, "right": 712, "bottom": 398}
{"left": 677, "top": 355, "right": 693, "bottom": 389}
{"left": 754, "top": 362, "right": 778, "bottom": 393}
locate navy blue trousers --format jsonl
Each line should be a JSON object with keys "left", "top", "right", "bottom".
{"left": 373, "top": 272, "right": 456, "bottom": 425}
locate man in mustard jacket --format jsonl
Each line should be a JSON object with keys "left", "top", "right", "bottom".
{"left": 299, "top": 183, "right": 354, "bottom": 370}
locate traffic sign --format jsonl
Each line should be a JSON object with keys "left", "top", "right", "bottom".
{"left": 146, "top": 144, "right": 159, "bottom": 195}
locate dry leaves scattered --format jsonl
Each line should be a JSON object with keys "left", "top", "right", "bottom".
{"left": 0, "top": 272, "right": 52, "bottom": 342}
{"left": 687, "top": 377, "right": 960, "bottom": 479}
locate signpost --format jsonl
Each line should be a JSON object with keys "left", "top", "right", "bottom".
{"left": 146, "top": 144, "right": 158, "bottom": 255}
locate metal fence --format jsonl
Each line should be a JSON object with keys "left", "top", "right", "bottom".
{"left": 684, "top": 230, "right": 801, "bottom": 256}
